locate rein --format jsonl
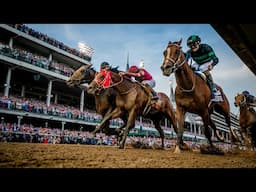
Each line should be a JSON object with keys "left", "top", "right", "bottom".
{"left": 166, "top": 44, "right": 195, "bottom": 93}
{"left": 95, "top": 72, "right": 135, "bottom": 95}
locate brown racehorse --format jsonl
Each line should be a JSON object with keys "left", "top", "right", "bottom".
{"left": 234, "top": 93, "right": 256, "bottom": 149}
{"left": 66, "top": 64, "right": 128, "bottom": 136}
{"left": 87, "top": 67, "right": 177, "bottom": 149}
{"left": 160, "top": 40, "right": 239, "bottom": 154}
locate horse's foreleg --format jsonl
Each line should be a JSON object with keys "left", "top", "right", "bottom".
{"left": 166, "top": 108, "right": 178, "bottom": 134}
{"left": 115, "top": 116, "right": 128, "bottom": 145}
{"left": 240, "top": 129, "right": 251, "bottom": 148}
{"left": 92, "top": 108, "right": 123, "bottom": 137}
{"left": 153, "top": 120, "right": 165, "bottom": 149}
{"left": 119, "top": 109, "right": 137, "bottom": 149}
{"left": 174, "top": 107, "right": 186, "bottom": 153}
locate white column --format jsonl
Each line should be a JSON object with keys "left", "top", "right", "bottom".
{"left": 80, "top": 89, "right": 85, "bottom": 112}
{"left": 46, "top": 80, "right": 52, "bottom": 107}
{"left": 48, "top": 54, "right": 52, "bottom": 62}
{"left": 17, "top": 116, "right": 23, "bottom": 128}
{"left": 4, "top": 68, "right": 12, "bottom": 97}
{"left": 45, "top": 122, "right": 48, "bottom": 128}
{"left": 61, "top": 121, "right": 66, "bottom": 131}
{"left": 9, "top": 37, "right": 13, "bottom": 49}
{"left": 54, "top": 93, "right": 58, "bottom": 104}
{"left": 21, "top": 85, "right": 25, "bottom": 97}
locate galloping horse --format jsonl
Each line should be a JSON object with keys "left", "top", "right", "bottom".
{"left": 160, "top": 40, "right": 239, "bottom": 154}
{"left": 234, "top": 93, "right": 256, "bottom": 148}
{"left": 66, "top": 64, "right": 127, "bottom": 136}
{"left": 87, "top": 67, "right": 177, "bottom": 149}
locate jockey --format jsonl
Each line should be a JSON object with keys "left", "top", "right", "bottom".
{"left": 100, "top": 61, "right": 111, "bottom": 70}
{"left": 99, "top": 61, "right": 112, "bottom": 88}
{"left": 185, "top": 35, "right": 219, "bottom": 102}
{"left": 242, "top": 90, "right": 256, "bottom": 106}
{"left": 120, "top": 65, "right": 158, "bottom": 100}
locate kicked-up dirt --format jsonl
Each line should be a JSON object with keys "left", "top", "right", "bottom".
{"left": 0, "top": 142, "right": 256, "bottom": 168}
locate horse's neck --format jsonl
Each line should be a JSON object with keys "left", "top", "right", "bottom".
{"left": 90, "top": 70, "right": 97, "bottom": 83}
{"left": 175, "top": 62, "right": 194, "bottom": 90}
{"left": 112, "top": 73, "right": 133, "bottom": 93}
{"left": 240, "top": 105, "right": 255, "bottom": 115}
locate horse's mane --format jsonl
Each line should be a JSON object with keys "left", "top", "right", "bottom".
{"left": 110, "top": 66, "right": 121, "bottom": 73}
{"left": 90, "top": 67, "right": 96, "bottom": 73}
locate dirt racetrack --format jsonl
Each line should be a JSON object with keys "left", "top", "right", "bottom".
{"left": 0, "top": 142, "right": 256, "bottom": 168}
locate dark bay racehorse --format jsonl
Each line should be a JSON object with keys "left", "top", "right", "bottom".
{"left": 66, "top": 64, "right": 127, "bottom": 136}
{"left": 160, "top": 40, "right": 239, "bottom": 154}
{"left": 234, "top": 93, "right": 256, "bottom": 148}
{"left": 87, "top": 67, "right": 177, "bottom": 149}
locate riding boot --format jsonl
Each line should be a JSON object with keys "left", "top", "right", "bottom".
{"left": 205, "top": 73, "right": 217, "bottom": 102}
{"left": 145, "top": 84, "right": 158, "bottom": 100}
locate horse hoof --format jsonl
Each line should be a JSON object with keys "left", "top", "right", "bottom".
{"left": 180, "top": 142, "right": 190, "bottom": 151}
{"left": 200, "top": 144, "right": 224, "bottom": 155}
{"left": 174, "top": 145, "right": 181, "bottom": 153}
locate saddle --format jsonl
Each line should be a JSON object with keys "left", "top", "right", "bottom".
{"left": 194, "top": 71, "right": 223, "bottom": 103}
{"left": 139, "top": 83, "right": 158, "bottom": 115}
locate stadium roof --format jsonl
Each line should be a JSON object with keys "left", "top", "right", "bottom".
{"left": 211, "top": 24, "right": 256, "bottom": 75}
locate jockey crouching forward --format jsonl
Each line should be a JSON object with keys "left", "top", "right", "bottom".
{"left": 185, "top": 35, "right": 220, "bottom": 103}
{"left": 119, "top": 65, "right": 158, "bottom": 104}
{"left": 242, "top": 90, "right": 256, "bottom": 112}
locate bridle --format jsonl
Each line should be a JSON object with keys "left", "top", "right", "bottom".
{"left": 165, "top": 44, "right": 186, "bottom": 73}
{"left": 236, "top": 94, "right": 247, "bottom": 107}
{"left": 164, "top": 43, "right": 195, "bottom": 92}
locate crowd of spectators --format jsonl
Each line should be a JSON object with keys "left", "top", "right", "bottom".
{"left": 0, "top": 121, "right": 233, "bottom": 151}
{"left": 7, "top": 24, "right": 92, "bottom": 62}
{"left": 0, "top": 121, "right": 176, "bottom": 148}
{"left": 0, "top": 42, "right": 74, "bottom": 77}
{"left": 0, "top": 93, "right": 106, "bottom": 123}
{"left": 1, "top": 93, "right": 170, "bottom": 129}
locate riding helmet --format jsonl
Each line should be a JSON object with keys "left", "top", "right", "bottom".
{"left": 100, "top": 61, "right": 110, "bottom": 69}
{"left": 242, "top": 90, "right": 250, "bottom": 95}
{"left": 187, "top": 35, "right": 201, "bottom": 46}
{"left": 129, "top": 65, "right": 139, "bottom": 72}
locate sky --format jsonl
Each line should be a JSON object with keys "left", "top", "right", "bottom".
{"left": 27, "top": 24, "right": 256, "bottom": 114}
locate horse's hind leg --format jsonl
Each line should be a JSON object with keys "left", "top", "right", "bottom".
{"left": 202, "top": 114, "right": 213, "bottom": 146}
{"left": 152, "top": 120, "right": 165, "bottom": 149}
{"left": 209, "top": 118, "right": 224, "bottom": 142}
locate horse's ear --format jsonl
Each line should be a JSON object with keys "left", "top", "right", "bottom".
{"left": 168, "top": 41, "right": 172, "bottom": 44}
{"left": 88, "top": 64, "right": 93, "bottom": 68}
{"left": 178, "top": 38, "right": 182, "bottom": 45}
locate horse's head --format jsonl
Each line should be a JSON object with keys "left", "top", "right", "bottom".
{"left": 87, "top": 67, "right": 122, "bottom": 95}
{"left": 160, "top": 39, "right": 184, "bottom": 76}
{"left": 87, "top": 71, "right": 105, "bottom": 95}
{"left": 66, "top": 64, "right": 94, "bottom": 87}
{"left": 234, "top": 93, "right": 247, "bottom": 107}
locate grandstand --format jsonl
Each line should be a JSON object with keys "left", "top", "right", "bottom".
{"left": 0, "top": 24, "right": 240, "bottom": 144}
